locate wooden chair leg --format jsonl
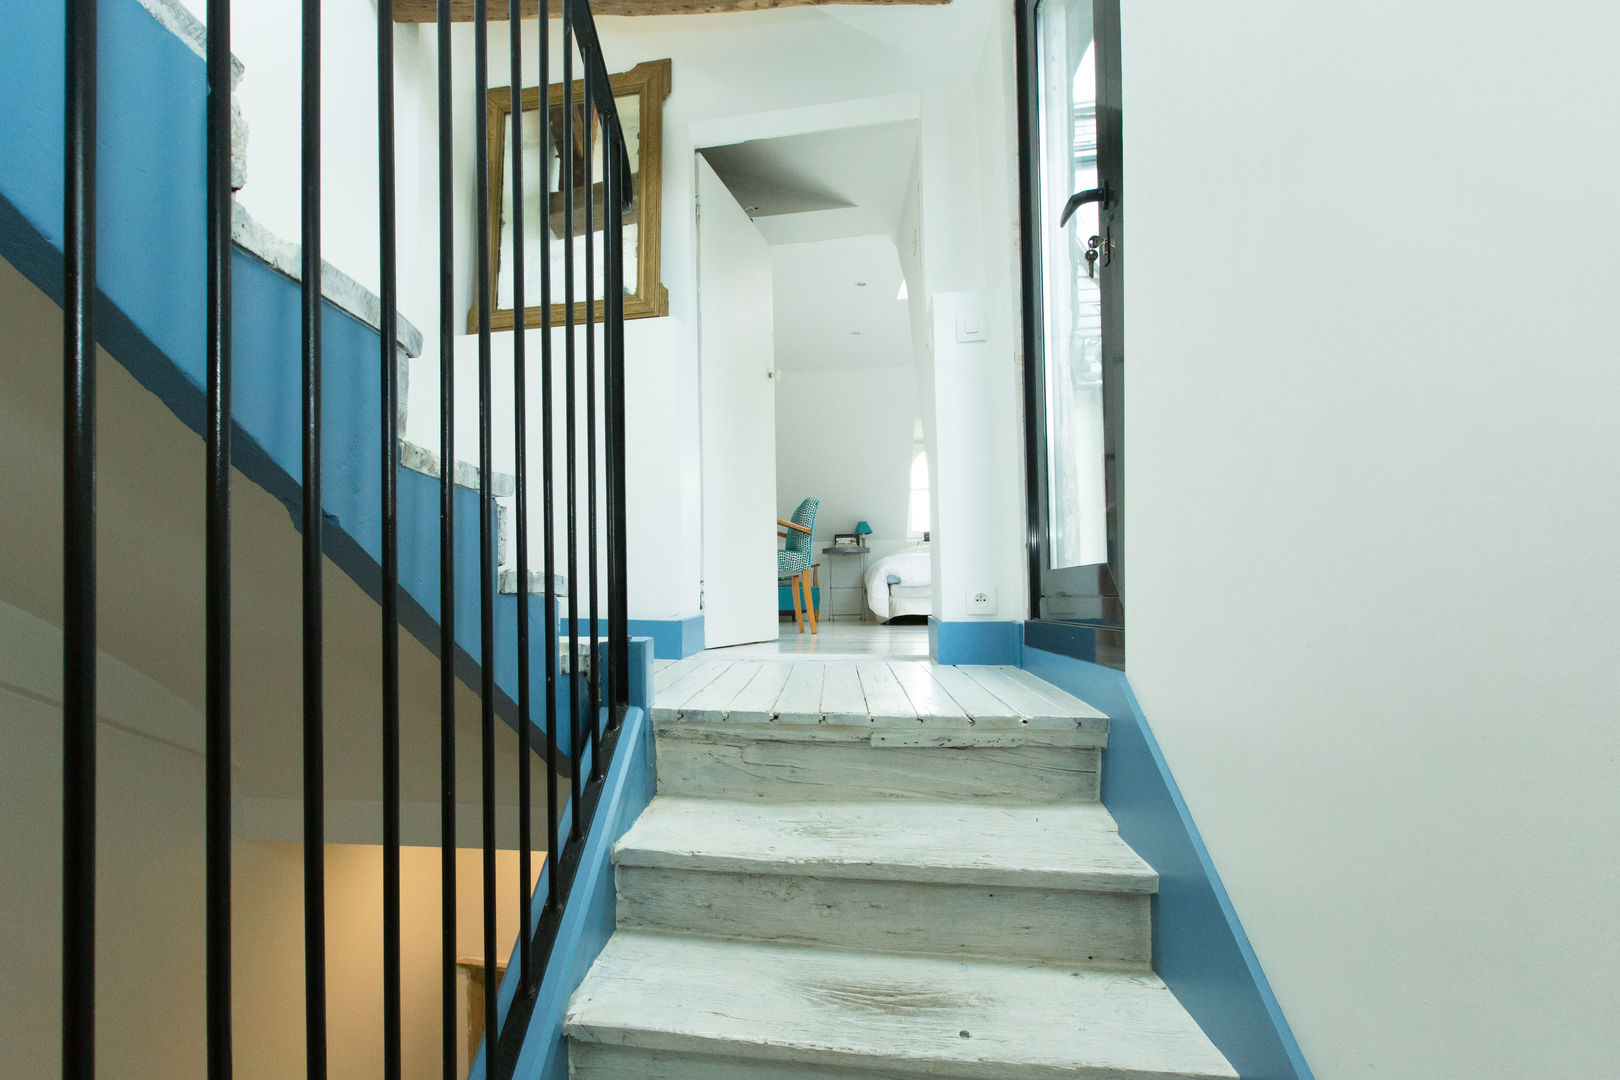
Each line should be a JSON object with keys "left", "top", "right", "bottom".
{"left": 789, "top": 574, "right": 805, "bottom": 633}
{"left": 804, "top": 568, "right": 818, "bottom": 634}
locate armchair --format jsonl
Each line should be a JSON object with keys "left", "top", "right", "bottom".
{"left": 776, "top": 497, "right": 819, "bottom": 633}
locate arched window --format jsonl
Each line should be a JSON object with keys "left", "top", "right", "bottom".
{"left": 907, "top": 447, "right": 930, "bottom": 538}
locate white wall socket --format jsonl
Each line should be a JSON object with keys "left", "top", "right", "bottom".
{"left": 968, "top": 588, "right": 997, "bottom": 615}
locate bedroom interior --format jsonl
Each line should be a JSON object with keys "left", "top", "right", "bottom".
{"left": 698, "top": 117, "right": 937, "bottom": 653}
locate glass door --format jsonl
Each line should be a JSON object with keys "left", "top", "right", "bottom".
{"left": 1018, "top": 0, "right": 1123, "bottom": 656}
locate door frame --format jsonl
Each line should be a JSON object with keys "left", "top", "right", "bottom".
{"left": 1015, "top": 0, "right": 1126, "bottom": 667}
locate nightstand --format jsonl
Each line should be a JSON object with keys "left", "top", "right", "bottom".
{"left": 820, "top": 545, "right": 870, "bottom": 622}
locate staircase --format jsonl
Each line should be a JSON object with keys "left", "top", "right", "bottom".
{"left": 564, "top": 659, "right": 1238, "bottom": 1079}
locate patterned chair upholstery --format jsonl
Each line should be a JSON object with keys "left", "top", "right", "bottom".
{"left": 777, "top": 498, "right": 818, "bottom": 575}
{"left": 776, "top": 497, "right": 819, "bottom": 633}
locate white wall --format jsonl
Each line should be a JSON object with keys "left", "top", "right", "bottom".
{"left": 774, "top": 365, "right": 918, "bottom": 545}
{"left": 1122, "top": 2, "right": 1620, "bottom": 1077}
{"left": 907, "top": 6, "right": 1028, "bottom": 624}
{"left": 0, "top": 600, "right": 210, "bottom": 1079}
{"left": 928, "top": 290, "right": 1025, "bottom": 621}
{"left": 233, "top": 843, "right": 531, "bottom": 1080}
{"left": 0, "top": 600, "right": 532, "bottom": 1080}
{"left": 172, "top": 0, "right": 438, "bottom": 330}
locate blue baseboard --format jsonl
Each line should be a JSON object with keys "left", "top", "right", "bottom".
{"left": 632, "top": 616, "right": 703, "bottom": 659}
{"left": 1020, "top": 646, "right": 1315, "bottom": 1080}
{"left": 469, "top": 700, "right": 658, "bottom": 1080}
{"left": 928, "top": 617, "right": 1022, "bottom": 665}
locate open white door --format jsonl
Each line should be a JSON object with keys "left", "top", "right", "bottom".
{"left": 697, "top": 154, "right": 778, "bottom": 648}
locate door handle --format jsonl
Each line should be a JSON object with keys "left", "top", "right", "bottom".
{"left": 1059, "top": 182, "right": 1111, "bottom": 228}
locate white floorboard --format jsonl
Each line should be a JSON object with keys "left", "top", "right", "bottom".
{"left": 702, "top": 621, "right": 929, "bottom": 660}
{"left": 652, "top": 657, "right": 1110, "bottom": 739}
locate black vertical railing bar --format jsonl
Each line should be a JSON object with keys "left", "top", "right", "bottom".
{"left": 582, "top": 69, "right": 602, "bottom": 783}
{"left": 472, "top": 0, "right": 500, "bottom": 1058}
{"left": 567, "top": 0, "right": 632, "bottom": 724}
{"left": 562, "top": 11, "right": 584, "bottom": 840}
{"left": 538, "top": 0, "right": 562, "bottom": 917}
{"left": 61, "top": 1, "right": 96, "bottom": 1077}
{"left": 600, "top": 139, "right": 620, "bottom": 728}
{"left": 376, "top": 3, "right": 403, "bottom": 1079}
{"left": 300, "top": 1, "right": 329, "bottom": 1077}
{"left": 204, "top": 1, "right": 234, "bottom": 1078}
{"left": 508, "top": 0, "right": 536, "bottom": 1002}
{"left": 604, "top": 132, "right": 629, "bottom": 726}
{"left": 434, "top": 2, "right": 457, "bottom": 1078}
{"left": 598, "top": 133, "right": 617, "bottom": 731}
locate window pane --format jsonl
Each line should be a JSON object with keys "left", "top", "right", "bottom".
{"left": 1037, "top": 0, "right": 1107, "bottom": 569}
{"left": 908, "top": 450, "right": 930, "bottom": 536}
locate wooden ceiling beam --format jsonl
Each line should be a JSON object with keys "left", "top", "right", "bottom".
{"left": 392, "top": 0, "right": 944, "bottom": 21}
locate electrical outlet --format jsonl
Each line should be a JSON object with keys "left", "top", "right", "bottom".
{"left": 968, "top": 588, "right": 997, "bottom": 616}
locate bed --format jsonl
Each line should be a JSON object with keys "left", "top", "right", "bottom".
{"left": 864, "top": 543, "right": 933, "bottom": 622}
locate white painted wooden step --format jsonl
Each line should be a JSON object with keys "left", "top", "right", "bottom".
{"left": 615, "top": 797, "right": 1155, "bottom": 892}
{"left": 612, "top": 797, "right": 1155, "bottom": 967}
{"left": 565, "top": 932, "right": 1237, "bottom": 1080}
{"left": 653, "top": 721, "right": 1101, "bottom": 803}
{"left": 651, "top": 659, "right": 1109, "bottom": 740}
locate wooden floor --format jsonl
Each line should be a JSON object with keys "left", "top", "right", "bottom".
{"left": 699, "top": 621, "right": 930, "bottom": 660}
{"left": 652, "top": 657, "right": 1107, "bottom": 731}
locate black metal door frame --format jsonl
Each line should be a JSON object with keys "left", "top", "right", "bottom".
{"left": 1016, "top": 0, "right": 1125, "bottom": 667}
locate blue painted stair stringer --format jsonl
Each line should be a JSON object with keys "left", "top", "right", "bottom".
{"left": 0, "top": 0, "right": 570, "bottom": 754}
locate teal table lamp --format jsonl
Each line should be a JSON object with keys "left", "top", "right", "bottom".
{"left": 854, "top": 521, "right": 872, "bottom": 546}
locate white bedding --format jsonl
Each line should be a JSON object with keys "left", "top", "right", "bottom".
{"left": 865, "top": 544, "right": 933, "bottom": 621}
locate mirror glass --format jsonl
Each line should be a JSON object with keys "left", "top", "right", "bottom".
{"left": 474, "top": 59, "right": 670, "bottom": 331}
{"left": 495, "top": 93, "right": 641, "bottom": 309}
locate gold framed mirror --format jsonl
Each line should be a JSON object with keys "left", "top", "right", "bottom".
{"left": 469, "top": 58, "right": 671, "bottom": 332}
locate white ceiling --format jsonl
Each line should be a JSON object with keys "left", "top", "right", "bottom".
{"left": 771, "top": 235, "right": 911, "bottom": 373}
{"left": 700, "top": 119, "right": 919, "bottom": 246}
{"left": 701, "top": 119, "right": 919, "bottom": 374}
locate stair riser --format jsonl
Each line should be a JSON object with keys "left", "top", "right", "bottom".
{"left": 654, "top": 730, "right": 1101, "bottom": 803}
{"left": 569, "top": 1045, "right": 918, "bottom": 1080}
{"left": 570, "top": 1043, "right": 1231, "bottom": 1080}
{"left": 615, "top": 864, "right": 1151, "bottom": 969}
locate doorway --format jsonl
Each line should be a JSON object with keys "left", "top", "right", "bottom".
{"left": 695, "top": 116, "right": 934, "bottom": 654}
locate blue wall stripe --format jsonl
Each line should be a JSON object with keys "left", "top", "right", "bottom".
{"left": 929, "top": 617, "right": 1022, "bottom": 665}
{"left": 0, "top": 0, "right": 573, "bottom": 750}
{"left": 1021, "top": 646, "right": 1315, "bottom": 1080}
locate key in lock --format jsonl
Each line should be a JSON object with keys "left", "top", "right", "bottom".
{"left": 1084, "top": 235, "right": 1102, "bottom": 279}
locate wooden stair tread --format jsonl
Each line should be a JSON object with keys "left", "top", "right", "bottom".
{"left": 565, "top": 932, "right": 1237, "bottom": 1080}
{"left": 650, "top": 659, "right": 1110, "bottom": 737}
{"left": 614, "top": 796, "right": 1157, "bottom": 892}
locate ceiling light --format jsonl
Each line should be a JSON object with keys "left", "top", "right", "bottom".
{"left": 855, "top": 281, "right": 868, "bottom": 287}
{"left": 851, "top": 330, "right": 862, "bottom": 336}
{"left": 897, "top": 280, "right": 909, "bottom": 301}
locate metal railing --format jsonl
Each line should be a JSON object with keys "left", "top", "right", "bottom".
{"left": 57, "top": 0, "right": 635, "bottom": 1075}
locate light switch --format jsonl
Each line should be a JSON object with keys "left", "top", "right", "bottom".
{"left": 955, "top": 311, "right": 987, "bottom": 344}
